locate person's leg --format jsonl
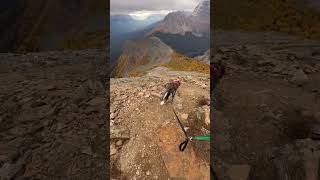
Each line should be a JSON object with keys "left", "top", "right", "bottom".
{"left": 162, "top": 91, "right": 168, "bottom": 100}
{"left": 160, "top": 91, "right": 167, "bottom": 105}
{"left": 165, "top": 88, "right": 171, "bottom": 101}
{"left": 211, "top": 78, "right": 217, "bottom": 91}
{"left": 161, "top": 88, "right": 172, "bottom": 105}
{"left": 171, "top": 89, "right": 176, "bottom": 103}
{"left": 161, "top": 87, "right": 171, "bottom": 105}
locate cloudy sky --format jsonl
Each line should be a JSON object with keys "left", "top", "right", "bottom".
{"left": 111, "top": 0, "right": 200, "bottom": 19}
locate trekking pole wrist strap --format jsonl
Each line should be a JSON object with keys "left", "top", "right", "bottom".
{"left": 191, "top": 135, "right": 211, "bottom": 141}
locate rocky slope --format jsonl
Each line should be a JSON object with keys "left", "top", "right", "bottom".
{"left": 0, "top": 0, "right": 24, "bottom": 52}
{"left": 0, "top": 49, "right": 108, "bottom": 179}
{"left": 190, "top": 0, "right": 210, "bottom": 36}
{"left": 212, "top": 30, "right": 320, "bottom": 180}
{"left": 113, "top": 37, "right": 173, "bottom": 77}
{"left": 110, "top": 67, "right": 210, "bottom": 179}
{"left": 213, "top": 0, "right": 320, "bottom": 39}
{"left": 291, "top": 0, "right": 320, "bottom": 12}
{"left": 148, "top": 11, "right": 194, "bottom": 36}
{"left": 196, "top": 49, "right": 210, "bottom": 64}
{"left": 110, "top": 15, "right": 164, "bottom": 63}
{"left": 0, "top": 0, "right": 107, "bottom": 52}
{"left": 193, "top": 0, "right": 210, "bottom": 18}
{"left": 113, "top": 34, "right": 211, "bottom": 78}
{"left": 111, "top": 0, "right": 210, "bottom": 71}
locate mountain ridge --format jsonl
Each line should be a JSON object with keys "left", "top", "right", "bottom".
{"left": 148, "top": 0, "right": 210, "bottom": 37}
{"left": 113, "top": 36, "right": 173, "bottom": 77}
{"left": 112, "top": 0, "right": 211, "bottom": 76}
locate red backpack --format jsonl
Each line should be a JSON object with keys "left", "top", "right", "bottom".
{"left": 173, "top": 79, "right": 181, "bottom": 89}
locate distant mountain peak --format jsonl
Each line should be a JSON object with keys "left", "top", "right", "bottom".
{"left": 147, "top": 0, "right": 210, "bottom": 37}
{"left": 196, "top": 49, "right": 210, "bottom": 64}
{"left": 192, "top": 0, "right": 210, "bottom": 18}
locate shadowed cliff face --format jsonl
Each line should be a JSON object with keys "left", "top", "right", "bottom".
{"left": 0, "top": 0, "right": 107, "bottom": 53}
{"left": 213, "top": 0, "right": 320, "bottom": 40}
{"left": 0, "top": 0, "right": 24, "bottom": 52}
{"left": 291, "top": 0, "right": 320, "bottom": 12}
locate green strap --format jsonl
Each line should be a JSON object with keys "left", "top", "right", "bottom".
{"left": 191, "top": 135, "right": 211, "bottom": 141}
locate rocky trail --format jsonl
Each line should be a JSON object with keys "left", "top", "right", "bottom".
{"left": 212, "top": 30, "right": 320, "bottom": 180}
{"left": 110, "top": 67, "right": 210, "bottom": 179}
{"left": 0, "top": 49, "right": 108, "bottom": 179}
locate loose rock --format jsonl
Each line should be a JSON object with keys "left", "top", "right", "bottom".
{"left": 227, "top": 164, "right": 251, "bottom": 180}
{"left": 116, "top": 140, "right": 123, "bottom": 146}
{"left": 291, "top": 69, "right": 309, "bottom": 86}
{"left": 110, "top": 144, "right": 117, "bottom": 156}
{"left": 181, "top": 113, "right": 189, "bottom": 120}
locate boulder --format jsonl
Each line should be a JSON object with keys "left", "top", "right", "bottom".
{"left": 110, "top": 144, "right": 117, "bottom": 156}
{"left": 181, "top": 113, "right": 189, "bottom": 120}
{"left": 110, "top": 112, "right": 118, "bottom": 120}
{"left": 291, "top": 69, "right": 309, "bottom": 86}
{"left": 315, "top": 112, "right": 320, "bottom": 123}
{"left": 204, "top": 106, "right": 210, "bottom": 126}
{"left": 310, "top": 123, "right": 320, "bottom": 140}
{"left": 151, "top": 92, "right": 161, "bottom": 98}
{"left": 176, "top": 104, "right": 183, "bottom": 110}
{"left": 116, "top": 140, "right": 123, "bottom": 146}
{"left": 257, "top": 59, "right": 276, "bottom": 67}
{"left": 110, "top": 125, "right": 130, "bottom": 139}
{"left": 227, "top": 164, "right": 251, "bottom": 180}
{"left": 88, "top": 97, "right": 104, "bottom": 106}
{"left": 196, "top": 106, "right": 210, "bottom": 127}
{"left": 271, "top": 139, "right": 320, "bottom": 180}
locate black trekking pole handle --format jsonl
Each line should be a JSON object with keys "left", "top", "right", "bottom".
{"left": 179, "top": 138, "right": 189, "bottom": 151}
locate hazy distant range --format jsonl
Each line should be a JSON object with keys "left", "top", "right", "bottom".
{"left": 110, "top": 14, "right": 165, "bottom": 64}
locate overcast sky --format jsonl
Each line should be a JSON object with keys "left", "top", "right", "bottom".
{"left": 111, "top": 0, "right": 200, "bottom": 15}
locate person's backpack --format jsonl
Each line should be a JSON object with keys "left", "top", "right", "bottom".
{"left": 211, "top": 62, "right": 225, "bottom": 80}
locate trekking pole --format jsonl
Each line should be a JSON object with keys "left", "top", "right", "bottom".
{"left": 172, "top": 107, "right": 218, "bottom": 179}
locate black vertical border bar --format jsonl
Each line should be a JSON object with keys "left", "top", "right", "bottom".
{"left": 106, "top": 0, "right": 111, "bottom": 179}
{"left": 210, "top": 0, "right": 213, "bottom": 178}
{"left": 210, "top": 0, "right": 218, "bottom": 180}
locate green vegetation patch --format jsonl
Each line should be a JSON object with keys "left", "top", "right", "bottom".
{"left": 161, "top": 52, "right": 210, "bottom": 74}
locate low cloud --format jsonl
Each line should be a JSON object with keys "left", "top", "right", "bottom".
{"left": 111, "top": 0, "right": 199, "bottom": 14}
